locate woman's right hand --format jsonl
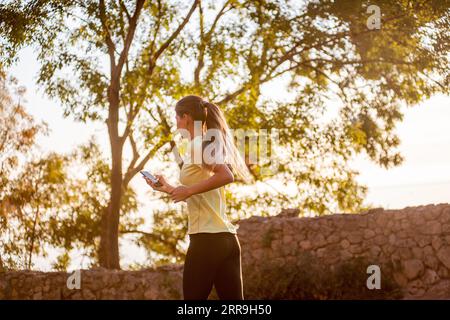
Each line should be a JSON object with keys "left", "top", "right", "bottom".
{"left": 144, "top": 174, "right": 174, "bottom": 194}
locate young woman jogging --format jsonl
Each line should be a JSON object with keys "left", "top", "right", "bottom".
{"left": 144, "top": 95, "right": 252, "bottom": 300}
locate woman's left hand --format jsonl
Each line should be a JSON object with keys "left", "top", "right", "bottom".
{"left": 170, "top": 186, "right": 193, "bottom": 203}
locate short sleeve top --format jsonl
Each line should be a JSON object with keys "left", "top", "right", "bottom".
{"left": 178, "top": 135, "right": 238, "bottom": 235}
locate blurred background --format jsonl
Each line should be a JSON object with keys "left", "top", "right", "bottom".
{"left": 0, "top": 0, "right": 448, "bottom": 272}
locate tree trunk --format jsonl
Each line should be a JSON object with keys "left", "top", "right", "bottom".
{"left": 98, "top": 151, "right": 123, "bottom": 269}
{"left": 99, "top": 76, "right": 123, "bottom": 269}
{"left": 27, "top": 207, "right": 40, "bottom": 270}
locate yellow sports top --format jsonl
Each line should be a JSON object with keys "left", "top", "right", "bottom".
{"left": 178, "top": 135, "right": 238, "bottom": 235}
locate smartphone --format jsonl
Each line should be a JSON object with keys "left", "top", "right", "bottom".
{"left": 140, "top": 171, "right": 162, "bottom": 187}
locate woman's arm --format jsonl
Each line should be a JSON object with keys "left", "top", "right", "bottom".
{"left": 170, "top": 164, "right": 234, "bottom": 203}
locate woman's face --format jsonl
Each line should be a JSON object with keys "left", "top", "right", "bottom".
{"left": 176, "top": 112, "right": 190, "bottom": 130}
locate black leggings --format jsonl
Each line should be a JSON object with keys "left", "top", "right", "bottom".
{"left": 183, "top": 232, "right": 244, "bottom": 300}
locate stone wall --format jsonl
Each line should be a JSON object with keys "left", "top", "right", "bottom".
{"left": 1, "top": 204, "right": 450, "bottom": 299}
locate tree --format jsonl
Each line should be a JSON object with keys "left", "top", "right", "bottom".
{"left": 0, "top": 70, "right": 46, "bottom": 191}
{"left": 0, "top": 70, "right": 140, "bottom": 269}
{"left": 123, "top": 207, "right": 188, "bottom": 267}
{"left": 0, "top": 69, "right": 47, "bottom": 269}
{"left": 1, "top": 0, "right": 448, "bottom": 269}
{"left": 0, "top": 136, "right": 140, "bottom": 270}
{"left": 2, "top": 153, "right": 69, "bottom": 269}
{"left": 46, "top": 138, "right": 140, "bottom": 270}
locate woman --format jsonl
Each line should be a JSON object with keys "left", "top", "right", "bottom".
{"left": 144, "top": 95, "right": 252, "bottom": 300}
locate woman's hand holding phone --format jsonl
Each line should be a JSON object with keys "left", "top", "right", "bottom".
{"left": 142, "top": 172, "right": 192, "bottom": 203}
{"left": 144, "top": 174, "right": 174, "bottom": 194}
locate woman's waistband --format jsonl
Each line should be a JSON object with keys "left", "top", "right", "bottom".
{"left": 189, "top": 231, "right": 237, "bottom": 239}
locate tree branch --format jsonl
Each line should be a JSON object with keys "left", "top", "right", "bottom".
{"left": 99, "top": 0, "right": 117, "bottom": 69}
{"left": 217, "top": 54, "right": 418, "bottom": 106}
{"left": 124, "top": 129, "right": 139, "bottom": 178}
{"left": 148, "top": 0, "right": 199, "bottom": 74}
{"left": 194, "top": 0, "right": 205, "bottom": 88}
{"left": 123, "top": 138, "right": 168, "bottom": 187}
{"left": 119, "top": 0, "right": 131, "bottom": 21}
{"left": 116, "top": 0, "right": 145, "bottom": 78}
{"left": 194, "top": 0, "right": 232, "bottom": 89}
{"left": 120, "top": 229, "right": 163, "bottom": 242}
{"left": 147, "top": 0, "right": 163, "bottom": 58}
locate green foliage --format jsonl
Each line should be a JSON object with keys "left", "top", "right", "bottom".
{"left": 0, "top": 73, "right": 140, "bottom": 270}
{"left": 0, "top": 1, "right": 73, "bottom": 66}
{"left": 0, "top": 137, "right": 141, "bottom": 270}
{"left": 125, "top": 207, "right": 188, "bottom": 266}
{"left": 1, "top": 152, "right": 69, "bottom": 269}
{"left": 0, "top": 71, "right": 47, "bottom": 191}
{"left": 52, "top": 252, "right": 70, "bottom": 271}
{"left": 0, "top": 70, "right": 47, "bottom": 270}
{"left": 43, "top": 138, "right": 140, "bottom": 269}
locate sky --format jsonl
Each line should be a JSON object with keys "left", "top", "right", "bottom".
{"left": 351, "top": 94, "right": 450, "bottom": 209}
{"left": 8, "top": 46, "right": 450, "bottom": 270}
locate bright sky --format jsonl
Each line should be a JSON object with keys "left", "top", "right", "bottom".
{"left": 9, "top": 46, "right": 450, "bottom": 270}
{"left": 352, "top": 94, "right": 450, "bottom": 209}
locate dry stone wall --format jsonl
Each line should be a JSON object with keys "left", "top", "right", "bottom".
{"left": 1, "top": 204, "right": 450, "bottom": 299}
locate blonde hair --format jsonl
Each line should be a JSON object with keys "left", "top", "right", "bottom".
{"left": 175, "top": 95, "right": 253, "bottom": 183}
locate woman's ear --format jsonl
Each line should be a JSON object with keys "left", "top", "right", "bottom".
{"left": 184, "top": 113, "right": 193, "bottom": 125}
